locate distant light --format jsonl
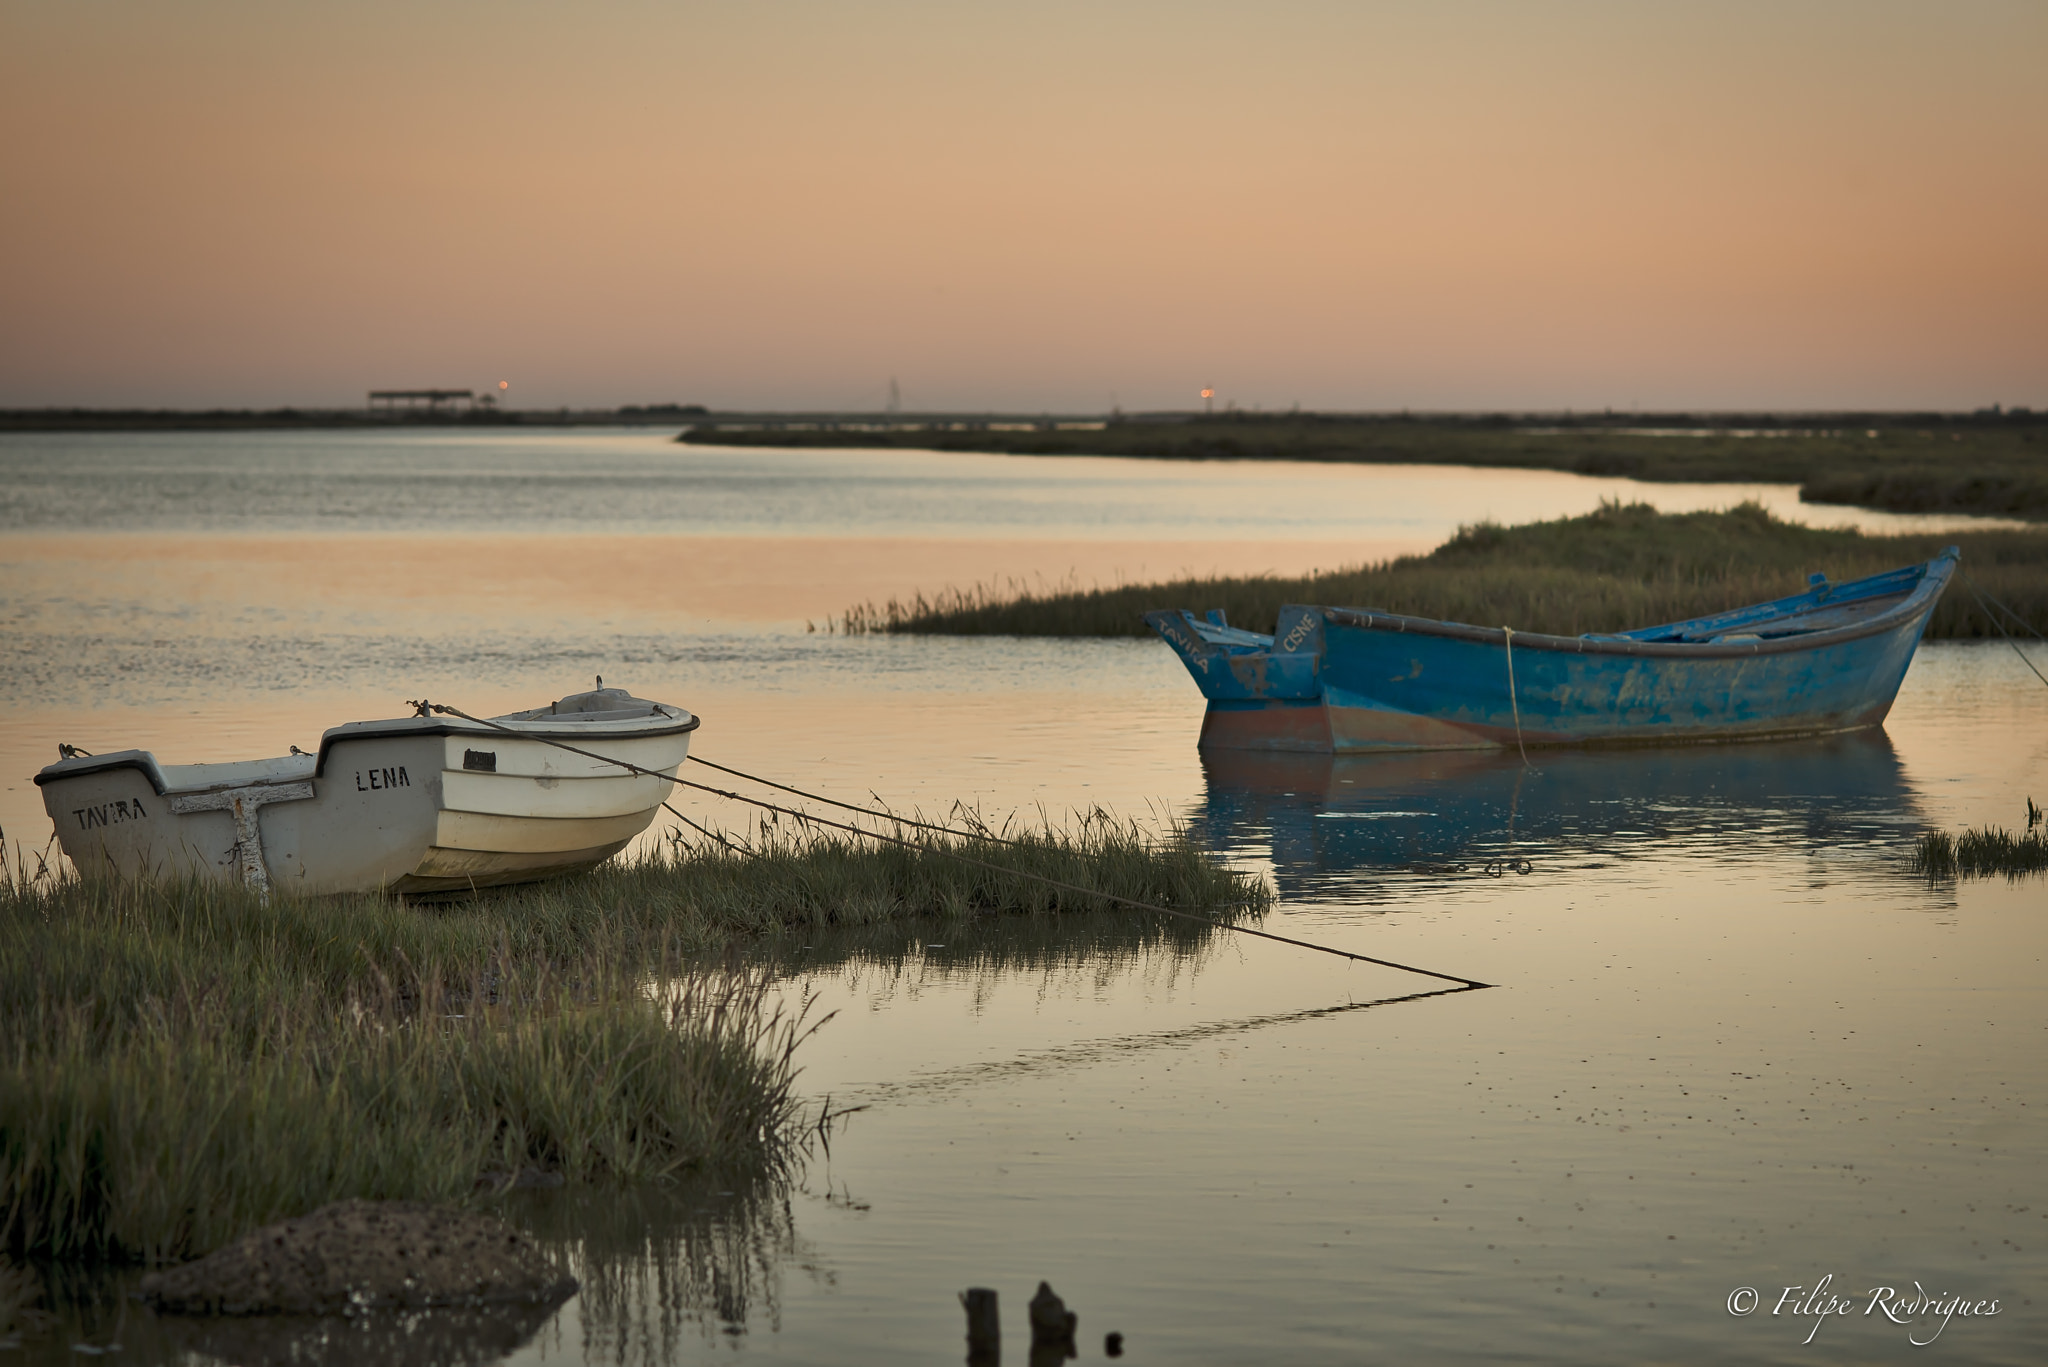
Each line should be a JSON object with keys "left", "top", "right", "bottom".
{"left": 499, "top": 380, "right": 510, "bottom": 390}
{"left": 1200, "top": 388, "right": 1214, "bottom": 400}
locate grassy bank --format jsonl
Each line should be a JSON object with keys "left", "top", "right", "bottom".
{"left": 682, "top": 412, "right": 2048, "bottom": 521}
{"left": 1, "top": 821, "right": 1266, "bottom": 1263}
{"left": 840, "top": 503, "right": 2048, "bottom": 639}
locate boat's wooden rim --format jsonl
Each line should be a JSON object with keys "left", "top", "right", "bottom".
{"left": 35, "top": 711, "right": 701, "bottom": 792}
{"left": 1320, "top": 550, "right": 1957, "bottom": 661}
{"left": 310, "top": 713, "right": 698, "bottom": 777}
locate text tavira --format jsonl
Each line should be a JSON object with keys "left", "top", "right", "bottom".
{"left": 74, "top": 798, "right": 147, "bottom": 829}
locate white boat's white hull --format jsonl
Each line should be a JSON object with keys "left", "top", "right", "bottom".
{"left": 35, "top": 688, "right": 698, "bottom": 895}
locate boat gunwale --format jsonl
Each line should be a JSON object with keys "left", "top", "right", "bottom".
{"left": 33, "top": 712, "right": 701, "bottom": 792}
{"left": 1318, "top": 549, "right": 1957, "bottom": 662}
{"left": 312, "top": 712, "right": 700, "bottom": 778}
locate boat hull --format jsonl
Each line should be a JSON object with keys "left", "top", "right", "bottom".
{"left": 1311, "top": 613, "right": 1923, "bottom": 752}
{"left": 35, "top": 692, "right": 698, "bottom": 895}
{"left": 1152, "top": 551, "right": 1956, "bottom": 755}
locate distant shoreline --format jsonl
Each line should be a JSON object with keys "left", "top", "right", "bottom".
{"left": 9, "top": 407, "right": 2043, "bottom": 522}
{"left": 680, "top": 411, "right": 2048, "bottom": 522}
{"left": 0, "top": 406, "right": 708, "bottom": 432}
{"left": 4, "top": 405, "right": 2034, "bottom": 434}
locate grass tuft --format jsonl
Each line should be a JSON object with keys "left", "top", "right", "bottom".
{"left": 1912, "top": 820, "right": 2048, "bottom": 881}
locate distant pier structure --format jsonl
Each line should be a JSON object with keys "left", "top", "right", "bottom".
{"left": 367, "top": 388, "right": 474, "bottom": 415}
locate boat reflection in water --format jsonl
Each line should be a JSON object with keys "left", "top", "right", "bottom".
{"left": 1191, "top": 731, "right": 1924, "bottom": 903}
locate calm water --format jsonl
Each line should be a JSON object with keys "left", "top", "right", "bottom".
{"left": 4, "top": 430, "right": 2044, "bottom": 1364}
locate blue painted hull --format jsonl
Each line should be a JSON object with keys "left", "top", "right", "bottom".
{"left": 1146, "top": 550, "right": 1957, "bottom": 754}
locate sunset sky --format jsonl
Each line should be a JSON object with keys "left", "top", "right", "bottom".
{"left": 3, "top": 1, "right": 2043, "bottom": 413}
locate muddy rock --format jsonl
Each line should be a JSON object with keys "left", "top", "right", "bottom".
{"left": 139, "top": 1200, "right": 577, "bottom": 1316}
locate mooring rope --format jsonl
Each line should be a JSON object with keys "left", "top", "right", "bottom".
{"left": 665, "top": 803, "right": 749, "bottom": 855}
{"left": 420, "top": 702, "right": 1494, "bottom": 989}
{"left": 1961, "top": 570, "right": 2048, "bottom": 695}
{"left": 685, "top": 753, "right": 1035, "bottom": 849}
{"left": 1500, "top": 627, "right": 1530, "bottom": 765}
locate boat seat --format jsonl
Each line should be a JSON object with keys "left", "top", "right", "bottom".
{"left": 158, "top": 753, "right": 318, "bottom": 795}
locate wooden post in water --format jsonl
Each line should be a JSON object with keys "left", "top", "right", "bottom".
{"left": 1028, "top": 1281, "right": 1078, "bottom": 1356}
{"left": 961, "top": 1287, "right": 1000, "bottom": 1363}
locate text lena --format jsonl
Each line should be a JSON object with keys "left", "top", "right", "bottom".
{"left": 356, "top": 767, "right": 411, "bottom": 791}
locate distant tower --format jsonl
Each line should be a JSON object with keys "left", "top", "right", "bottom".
{"left": 887, "top": 377, "right": 902, "bottom": 415}
{"left": 1201, "top": 386, "right": 1215, "bottom": 416}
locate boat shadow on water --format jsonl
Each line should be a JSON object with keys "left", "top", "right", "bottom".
{"left": 1190, "top": 731, "right": 1926, "bottom": 903}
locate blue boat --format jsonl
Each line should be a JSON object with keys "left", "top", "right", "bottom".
{"left": 1145, "top": 548, "right": 1958, "bottom": 753}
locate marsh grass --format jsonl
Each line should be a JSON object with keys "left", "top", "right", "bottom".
{"left": 1913, "top": 808, "right": 2048, "bottom": 881}
{"left": 620, "top": 808, "right": 1269, "bottom": 932}
{"left": 838, "top": 503, "right": 2048, "bottom": 639}
{"left": 1, "top": 950, "right": 807, "bottom": 1263}
{"left": 0, "top": 816, "right": 1264, "bottom": 1263}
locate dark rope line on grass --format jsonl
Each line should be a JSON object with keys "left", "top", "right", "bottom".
{"left": 1960, "top": 571, "right": 2048, "bottom": 694}
{"left": 692, "top": 754, "right": 1294, "bottom": 892}
{"left": 688, "top": 751, "right": 1352, "bottom": 925}
{"left": 685, "top": 753, "right": 1034, "bottom": 849}
{"left": 423, "top": 703, "right": 1494, "bottom": 989}
{"left": 1962, "top": 570, "right": 2048, "bottom": 645}
{"left": 663, "top": 802, "right": 748, "bottom": 855}
{"left": 666, "top": 772, "right": 1495, "bottom": 989}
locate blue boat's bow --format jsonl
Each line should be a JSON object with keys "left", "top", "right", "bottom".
{"left": 1142, "top": 606, "right": 1323, "bottom": 702}
{"left": 1144, "top": 605, "right": 1331, "bottom": 750}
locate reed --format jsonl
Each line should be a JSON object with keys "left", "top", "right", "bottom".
{"left": 0, "top": 817, "right": 1264, "bottom": 1263}
{"left": 0, "top": 951, "right": 807, "bottom": 1263}
{"left": 609, "top": 809, "right": 1270, "bottom": 936}
{"left": 839, "top": 502, "right": 2048, "bottom": 639}
{"left": 1913, "top": 811, "right": 2048, "bottom": 880}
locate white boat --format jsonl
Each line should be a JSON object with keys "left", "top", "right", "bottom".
{"left": 33, "top": 684, "right": 699, "bottom": 895}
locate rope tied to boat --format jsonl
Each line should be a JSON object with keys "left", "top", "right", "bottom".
{"left": 1500, "top": 627, "right": 1530, "bottom": 766}
{"left": 417, "top": 701, "right": 1494, "bottom": 990}
{"left": 1960, "top": 570, "right": 2048, "bottom": 695}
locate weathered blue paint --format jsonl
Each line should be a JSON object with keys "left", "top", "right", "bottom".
{"left": 1144, "top": 603, "right": 1323, "bottom": 703}
{"left": 1146, "top": 549, "right": 1958, "bottom": 753}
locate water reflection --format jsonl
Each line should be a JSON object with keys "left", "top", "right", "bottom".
{"left": 508, "top": 1177, "right": 813, "bottom": 1363}
{"left": 13, "top": 1263, "right": 565, "bottom": 1367}
{"left": 751, "top": 908, "right": 1229, "bottom": 982}
{"left": 1193, "top": 731, "right": 1923, "bottom": 900}
{"left": 152, "top": 1302, "right": 564, "bottom": 1367}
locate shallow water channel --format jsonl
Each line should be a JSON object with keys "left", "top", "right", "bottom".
{"left": 4, "top": 430, "right": 2045, "bottom": 1363}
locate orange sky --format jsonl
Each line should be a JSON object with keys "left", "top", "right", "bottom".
{"left": 2, "top": 1, "right": 2043, "bottom": 411}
